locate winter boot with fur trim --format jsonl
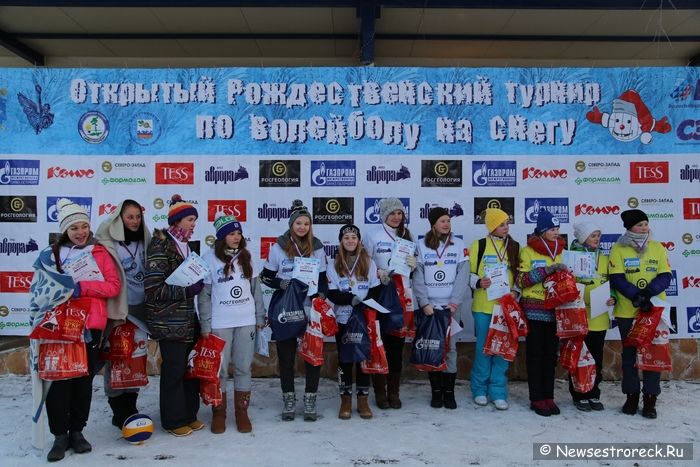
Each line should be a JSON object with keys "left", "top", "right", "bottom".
{"left": 211, "top": 393, "right": 227, "bottom": 434}
{"left": 234, "top": 391, "right": 252, "bottom": 433}
{"left": 282, "top": 392, "right": 296, "bottom": 421}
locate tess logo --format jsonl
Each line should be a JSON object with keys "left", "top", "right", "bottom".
{"left": 0, "top": 271, "right": 34, "bottom": 293}
{"left": 47, "top": 166, "right": 95, "bottom": 179}
{"left": 574, "top": 204, "right": 620, "bottom": 216}
{"left": 629, "top": 162, "right": 669, "bottom": 183}
{"left": 155, "top": 162, "right": 194, "bottom": 184}
{"left": 207, "top": 200, "right": 247, "bottom": 222}
{"left": 521, "top": 167, "right": 567, "bottom": 180}
{"left": 260, "top": 237, "right": 277, "bottom": 260}
{"left": 684, "top": 198, "right": 700, "bottom": 220}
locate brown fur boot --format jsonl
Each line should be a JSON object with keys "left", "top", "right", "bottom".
{"left": 211, "top": 394, "right": 227, "bottom": 434}
{"left": 234, "top": 391, "right": 252, "bottom": 433}
{"left": 357, "top": 394, "right": 373, "bottom": 419}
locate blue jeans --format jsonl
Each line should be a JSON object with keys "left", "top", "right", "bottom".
{"left": 470, "top": 312, "right": 509, "bottom": 401}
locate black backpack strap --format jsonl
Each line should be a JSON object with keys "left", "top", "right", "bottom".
{"left": 476, "top": 237, "right": 487, "bottom": 273}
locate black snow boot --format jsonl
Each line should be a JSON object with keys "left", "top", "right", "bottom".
{"left": 428, "top": 372, "right": 443, "bottom": 408}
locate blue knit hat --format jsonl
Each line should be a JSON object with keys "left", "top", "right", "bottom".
{"left": 534, "top": 208, "right": 560, "bottom": 235}
{"left": 214, "top": 214, "right": 242, "bottom": 240}
{"left": 168, "top": 194, "right": 198, "bottom": 226}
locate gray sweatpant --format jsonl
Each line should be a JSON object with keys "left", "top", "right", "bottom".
{"left": 213, "top": 325, "right": 256, "bottom": 392}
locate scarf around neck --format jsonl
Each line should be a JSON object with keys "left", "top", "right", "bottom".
{"left": 618, "top": 230, "right": 651, "bottom": 253}
{"left": 527, "top": 235, "right": 566, "bottom": 259}
{"left": 168, "top": 224, "right": 193, "bottom": 243}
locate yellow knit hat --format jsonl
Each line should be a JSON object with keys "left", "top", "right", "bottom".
{"left": 484, "top": 208, "right": 509, "bottom": 233}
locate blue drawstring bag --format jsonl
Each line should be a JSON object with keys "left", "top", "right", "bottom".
{"left": 267, "top": 278, "right": 309, "bottom": 341}
{"left": 376, "top": 278, "right": 404, "bottom": 333}
{"left": 338, "top": 305, "right": 370, "bottom": 363}
{"left": 410, "top": 308, "right": 450, "bottom": 371}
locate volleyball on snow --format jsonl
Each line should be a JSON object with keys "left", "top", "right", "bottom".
{"left": 122, "top": 414, "right": 154, "bottom": 445}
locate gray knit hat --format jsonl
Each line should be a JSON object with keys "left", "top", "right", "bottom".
{"left": 288, "top": 199, "right": 311, "bottom": 227}
{"left": 379, "top": 197, "right": 405, "bottom": 224}
{"left": 57, "top": 198, "right": 90, "bottom": 233}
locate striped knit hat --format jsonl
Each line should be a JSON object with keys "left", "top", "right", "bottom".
{"left": 214, "top": 213, "right": 242, "bottom": 240}
{"left": 57, "top": 198, "right": 90, "bottom": 233}
{"left": 168, "top": 194, "right": 198, "bottom": 225}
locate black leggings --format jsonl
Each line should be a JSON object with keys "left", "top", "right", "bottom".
{"left": 382, "top": 333, "right": 405, "bottom": 374}
{"left": 276, "top": 337, "right": 320, "bottom": 393}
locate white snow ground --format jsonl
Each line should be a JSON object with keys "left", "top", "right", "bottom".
{"left": 0, "top": 375, "right": 697, "bottom": 466}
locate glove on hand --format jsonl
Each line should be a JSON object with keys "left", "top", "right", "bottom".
{"left": 378, "top": 269, "right": 392, "bottom": 286}
{"left": 351, "top": 295, "right": 362, "bottom": 307}
{"left": 544, "top": 263, "right": 567, "bottom": 275}
{"left": 405, "top": 255, "right": 417, "bottom": 270}
{"left": 279, "top": 279, "right": 290, "bottom": 290}
{"left": 186, "top": 280, "right": 204, "bottom": 297}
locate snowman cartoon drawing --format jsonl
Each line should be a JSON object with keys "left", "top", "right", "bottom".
{"left": 586, "top": 89, "right": 671, "bottom": 144}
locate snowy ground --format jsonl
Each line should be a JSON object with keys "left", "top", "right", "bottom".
{"left": 1, "top": 375, "right": 697, "bottom": 466}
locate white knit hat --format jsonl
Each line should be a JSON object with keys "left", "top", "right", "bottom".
{"left": 573, "top": 221, "right": 601, "bottom": 245}
{"left": 57, "top": 198, "right": 90, "bottom": 233}
{"left": 379, "top": 197, "right": 405, "bottom": 224}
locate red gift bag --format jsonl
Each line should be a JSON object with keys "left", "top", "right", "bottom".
{"left": 200, "top": 379, "right": 223, "bottom": 407}
{"left": 555, "top": 285, "right": 589, "bottom": 338}
{"left": 483, "top": 305, "right": 518, "bottom": 362}
{"left": 103, "top": 321, "right": 137, "bottom": 361}
{"left": 390, "top": 275, "right": 416, "bottom": 339}
{"left": 29, "top": 298, "right": 90, "bottom": 342}
{"left": 312, "top": 297, "right": 338, "bottom": 337}
{"left": 110, "top": 355, "right": 148, "bottom": 389}
{"left": 559, "top": 336, "right": 585, "bottom": 372}
{"left": 186, "top": 334, "right": 226, "bottom": 382}
{"left": 298, "top": 307, "right": 325, "bottom": 367}
{"left": 624, "top": 307, "right": 663, "bottom": 348}
{"left": 361, "top": 308, "right": 389, "bottom": 374}
{"left": 571, "top": 342, "right": 596, "bottom": 393}
{"left": 636, "top": 321, "right": 672, "bottom": 372}
{"left": 500, "top": 294, "right": 528, "bottom": 338}
{"left": 543, "top": 269, "right": 579, "bottom": 308}
{"left": 38, "top": 340, "right": 88, "bottom": 381}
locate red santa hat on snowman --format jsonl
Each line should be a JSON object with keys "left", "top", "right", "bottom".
{"left": 586, "top": 89, "right": 671, "bottom": 144}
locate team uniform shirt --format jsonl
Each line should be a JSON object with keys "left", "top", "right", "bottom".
{"left": 116, "top": 240, "right": 145, "bottom": 306}
{"left": 609, "top": 241, "right": 670, "bottom": 319}
{"left": 327, "top": 260, "right": 380, "bottom": 324}
{"left": 518, "top": 247, "right": 563, "bottom": 301}
{"left": 470, "top": 237, "right": 516, "bottom": 315}
{"left": 573, "top": 250, "right": 611, "bottom": 331}
{"left": 202, "top": 249, "right": 257, "bottom": 329}
{"left": 365, "top": 225, "right": 417, "bottom": 310}
{"left": 416, "top": 236, "right": 468, "bottom": 308}
{"left": 263, "top": 243, "right": 328, "bottom": 281}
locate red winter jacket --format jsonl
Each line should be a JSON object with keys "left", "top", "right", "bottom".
{"left": 76, "top": 244, "right": 122, "bottom": 330}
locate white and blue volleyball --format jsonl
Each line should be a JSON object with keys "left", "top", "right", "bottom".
{"left": 122, "top": 414, "right": 154, "bottom": 445}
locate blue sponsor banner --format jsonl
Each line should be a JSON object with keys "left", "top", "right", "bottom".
{"left": 687, "top": 307, "right": 700, "bottom": 334}
{"left": 666, "top": 270, "right": 678, "bottom": 297}
{"left": 524, "top": 198, "right": 569, "bottom": 224}
{"left": 599, "top": 233, "right": 621, "bottom": 256}
{"left": 310, "top": 160, "right": 356, "bottom": 186}
{"left": 472, "top": 160, "right": 517, "bottom": 187}
{"left": 46, "top": 196, "right": 92, "bottom": 222}
{"left": 364, "top": 197, "right": 410, "bottom": 224}
{"left": 0, "top": 67, "right": 698, "bottom": 155}
{"left": 0, "top": 159, "right": 40, "bottom": 185}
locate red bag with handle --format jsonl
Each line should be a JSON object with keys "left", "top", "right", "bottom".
{"left": 110, "top": 325, "right": 148, "bottom": 389}
{"left": 29, "top": 298, "right": 90, "bottom": 342}
{"left": 312, "top": 297, "right": 338, "bottom": 337}
{"left": 559, "top": 336, "right": 585, "bottom": 372}
{"left": 543, "top": 269, "right": 579, "bottom": 308}
{"left": 298, "top": 307, "right": 325, "bottom": 367}
{"left": 200, "top": 379, "right": 223, "bottom": 407}
{"left": 483, "top": 305, "right": 518, "bottom": 362}
{"left": 186, "top": 334, "right": 226, "bottom": 382}
{"left": 555, "top": 285, "right": 589, "bottom": 338}
{"left": 361, "top": 308, "right": 389, "bottom": 374}
{"left": 103, "top": 321, "right": 137, "bottom": 361}
{"left": 38, "top": 340, "right": 88, "bottom": 381}
{"left": 500, "top": 294, "right": 528, "bottom": 338}
{"left": 390, "top": 275, "right": 416, "bottom": 339}
{"left": 624, "top": 307, "right": 663, "bottom": 348}
{"left": 636, "top": 321, "right": 672, "bottom": 372}
{"left": 571, "top": 342, "right": 596, "bottom": 393}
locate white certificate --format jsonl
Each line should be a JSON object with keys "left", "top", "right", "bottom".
{"left": 484, "top": 263, "right": 510, "bottom": 301}
{"left": 589, "top": 281, "right": 613, "bottom": 319}
{"left": 63, "top": 249, "right": 104, "bottom": 282}
{"left": 389, "top": 238, "right": 416, "bottom": 277}
{"left": 363, "top": 298, "right": 393, "bottom": 315}
{"left": 563, "top": 250, "right": 596, "bottom": 279}
{"left": 165, "top": 252, "right": 210, "bottom": 287}
{"left": 292, "top": 256, "right": 321, "bottom": 296}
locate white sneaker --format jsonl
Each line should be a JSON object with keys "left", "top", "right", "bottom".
{"left": 493, "top": 399, "right": 509, "bottom": 410}
{"left": 474, "top": 396, "right": 488, "bottom": 406}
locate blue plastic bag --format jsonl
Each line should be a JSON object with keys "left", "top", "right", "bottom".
{"left": 410, "top": 308, "right": 450, "bottom": 371}
{"left": 267, "top": 278, "right": 309, "bottom": 341}
{"left": 376, "top": 278, "right": 404, "bottom": 333}
{"left": 338, "top": 305, "right": 370, "bottom": 363}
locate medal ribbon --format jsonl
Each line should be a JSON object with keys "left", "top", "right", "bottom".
{"left": 539, "top": 237, "right": 559, "bottom": 261}
{"left": 436, "top": 233, "right": 451, "bottom": 261}
{"left": 119, "top": 241, "right": 139, "bottom": 262}
{"left": 489, "top": 235, "right": 509, "bottom": 264}
{"left": 383, "top": 224, "right": 397, "bottom": 242}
